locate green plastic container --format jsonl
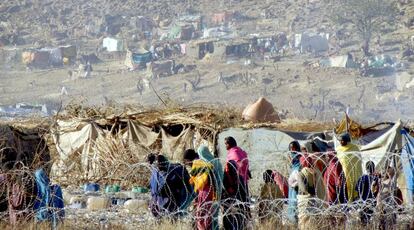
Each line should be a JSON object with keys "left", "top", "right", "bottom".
{"left": 132, "top": 186, "right": 149, "bottom": 193}
{"left": 105, "top": 185, "right": 121, "bottom": 193}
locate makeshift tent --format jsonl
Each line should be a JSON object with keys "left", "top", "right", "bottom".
{"left": 22, "top": 50, "right": 50, "bottom": 68}
{"left": 180, "top": 24, "right": 195, "bottom": 40}
{"left": 242, "top": 97, "right": 280, "bottom": 123}
{"left": 51, "top": 116, "right": 215, "bottom": 183}
{"left": 60, "top": 45, "right": 77, "bottom": 62}
{"left": 187, "top": 39, "right": 218, "bottom": 59}
{"left": 225, "top": 41, "right": 250, "bottom": 57}
{"left": 178, "top": 15, "right": 203, "bottom": 31}
{"left": 125, "top": 49, "right": 152, "bottom": 70}
{"left": 211, "top": 11, "right": 233, "bottom": 24}
{"left": 51, "top": 120, "right": 105, "bottom": 180}
{"left": 296, "top": 34, "right": 329, "bottom": 53}
{"left": 401, "top": 130, "right": 414, "bottom": 205}
{"left": 320, "top": 55, "right": 357, "bottom": 68}
{"left": 334, "top": 120, "right": 403, "bottom": 171}
{"left": 41, "top": 47, "right": 63, "bottom": 66}
{"left": 103, "top": 37, "right": 123, "bottom": 52}
{"left": 167, "top": 25, "right": 182, "bottom": 39}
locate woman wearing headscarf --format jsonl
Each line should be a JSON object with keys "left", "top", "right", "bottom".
{"left": 323, "top": 151, "right": 347, "bottom": 204}
{"left": 299, "top": 154, "right": 326, "bottom": 200}
{"left": 149, "top": 154, "right": 193, "bottom": 219}
{"left": 34, "top": 168, "right": 64, "bottom": 228}
{"left": 184, "top": 147, "right": 222, "bottom": 230}
{"left": 287, "top": 140, "right": 302, "bottom": 223}
{"left": 196, "top": 145, "right": 224, "bottom": 230}
{"left": 272, "top": 171, "right": 289, "bottom": 198}
{"left": 224, "top": 137, "right": 250, "bottom": 185}
{"left": 222, "top": 160, "right": 249, "bottom": 230}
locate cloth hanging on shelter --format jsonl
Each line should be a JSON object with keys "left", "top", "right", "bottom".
{"left": 51, "top": 120, "right": 104, "bottom": 180}
{"left": 126, "top": 120, "right": 160, "bottom": 156}
{"left": 335, "top": 115, "right": 365, "bottom": 139}
{"left": 161, "top": 126, "right": 194, "bottom": 161}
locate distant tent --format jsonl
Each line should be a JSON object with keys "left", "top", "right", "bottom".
{"left": 41, "top": 47, "right": 63, "bottom": 66}
{"left": 320, "top": 55, "right": 357, "bottom": 68}
{"left": 168, "top": 25, "right": 182, "bottom": 39}
{"left": 211, "top": 11, "right": 233, "bottom": 24}
{"left": 242, "top": 97, "right": 280, "bottom": 123}
{"left": 180, "top": 24, "right": 195, "bottom": 40}
{"left": 125, "top": 48, "right": 152, "bottom": 70}
{"left": 60, "top": 45, "right": 77, "bottom": 62}
{"left": 296, "top": 34, "right": 329, "bottom": 53}
{"left": 103, "top": 37, "right": 123, "bottom": 52}
{"left": 22, "top": 50, "right": 50, "bottom": 68}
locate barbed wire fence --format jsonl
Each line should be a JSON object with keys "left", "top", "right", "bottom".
{"left": 1, "top": 149, "right": 414, "bottom": 229}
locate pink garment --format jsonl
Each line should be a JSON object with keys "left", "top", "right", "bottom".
{"left": 195, "top": 182, "right": 215, "bottom": 230}
{"left": 227, "top": 147, "right": 249, "bottom": 183}
{"left": 272, "top": 171, "right": 289, "bottom": 198}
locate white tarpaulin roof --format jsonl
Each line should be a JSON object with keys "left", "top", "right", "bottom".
{"left": 103, "top": 37, "right": 123, "bottom": 52}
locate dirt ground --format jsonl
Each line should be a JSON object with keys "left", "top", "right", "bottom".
{"left": 1, "top": 50, "right": 413, "bottom": 123}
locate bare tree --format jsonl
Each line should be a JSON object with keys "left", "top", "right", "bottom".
{"left": 330, "top": 0, "right": 397, "bottom": 56}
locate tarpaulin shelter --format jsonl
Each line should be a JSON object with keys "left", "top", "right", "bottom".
{"left": 41, "top": 47, "right": 63, "bottom": 66}
{"left": 224, "top": 40, "right": 250, "bottom": 57}
{"left": 60, "top": 45, "right": 77, "bottom": 63}
{"left": 22, "top": 50, "right": 50, "bottom": 68}
{"left": 295, "top": 33, "right": 329, "bottom": 53}
{"left": 125, "top": 49, "right": 152, "bottom": 70}
{"left": 211, "top": 11, "right": 233, "bottom": 25}
{"left": 167, "top": 25, "right": 182, "bottom": 40}
{"left": 178, "top": 15, "right": 203, "bottom": 31}
{"left": 49, "top": 107, "right": 236, "bottom": 183}
{"left": 320, "top": 55, "right": 357, "bottom": 68}
{"left": 51, "top": 120, "right": 105, "bottom": 181}
{"left": 103, "top": 37, "right": 124, "bottom": 52}
{"left": 187, "top": 39, "right": 219, "bottom": 59}
{"left": 180, "top": 24, "right": 195, "bottom": 40}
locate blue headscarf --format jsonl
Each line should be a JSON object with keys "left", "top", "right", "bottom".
{"left": 34, "top": 169, "right": 51, "bottom": 221}
{"left": 34, "top": 169, "right": 65, "bottom": 228}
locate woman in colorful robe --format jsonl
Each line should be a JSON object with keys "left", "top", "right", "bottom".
{"left": 183, "top": 146, "right": 222, "bottom": 230}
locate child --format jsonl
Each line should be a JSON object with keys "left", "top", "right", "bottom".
{"left": 258, "top": 170, "right": 284, "bottom": 222}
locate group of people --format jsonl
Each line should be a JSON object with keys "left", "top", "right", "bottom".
{"left": 148, "top": 133, "right": 406, "bottom": 229}
{"left": 285, "top": 133, "right": 404, "bottom": 229}
{"left": 148, "top": 136, "right": 251, "bottom": 230}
